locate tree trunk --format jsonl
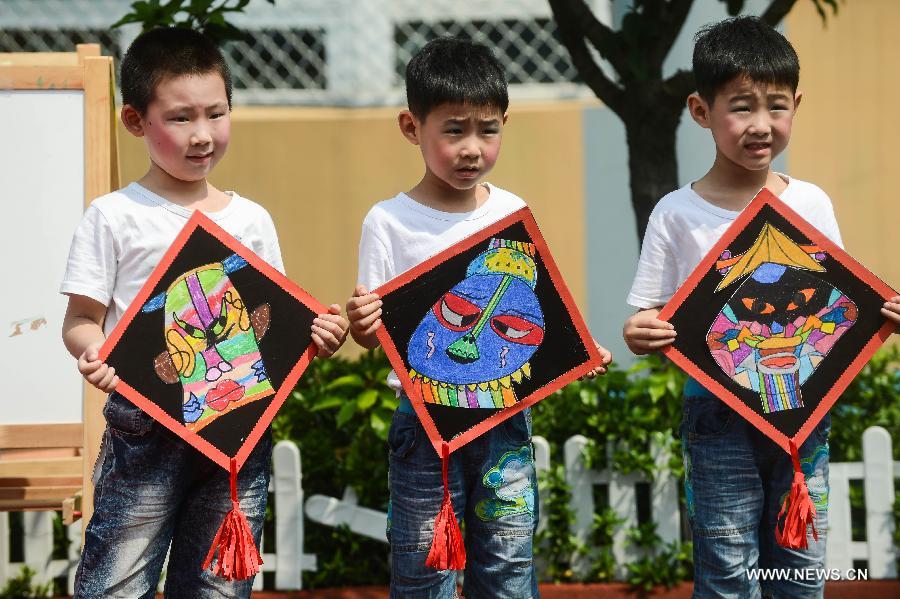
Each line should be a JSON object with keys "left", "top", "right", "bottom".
{"left": 622, "top": 99, "right": 684, "bottom": 243}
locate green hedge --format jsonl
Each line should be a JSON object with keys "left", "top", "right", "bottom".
{"left": 271, "top": 345, "right": 900, "bottom": 589}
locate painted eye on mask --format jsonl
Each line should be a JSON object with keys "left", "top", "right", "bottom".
{"left": 741, "top": 297, "right": 775, "bottom": 315}
{"left": 210, "top": 301, "right": 228, "bottom": 337}
{"left": 786, "top": 288, "right": 816, "bottom": 311}
{"left": 434, "top": 292, "right": 481, "bottom": 331}
{"left": 491, "top": 314, "right": 544, "bottom": 345}
{"left": 174, "top": 314, "right": 207, "bottom": 339}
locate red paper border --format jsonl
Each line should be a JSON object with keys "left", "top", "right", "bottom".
{"left": 99, "top": 211, "right": 328, "bottom": 471}
{"left": 374, "top": 207, "right": 603, "bottom": 455}
{"left": 658, "top": 189, "right": 897, "bottom": 453}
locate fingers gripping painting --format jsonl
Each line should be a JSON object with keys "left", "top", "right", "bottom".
{"left": 100, "top": 212, "right": 325, "bottom": 470}
{"left": 708, "top": 224, "right": 857, "bottom": 414}
{"left": 659, "top": 189, "right": 896, "bottom": 452}
{"left": 143, "top": 255, "right": 275, "bottom": 432}
{"left": 375, "top": 208, "right": 602, "bottom": 455}
{"left": 408, "top": 238, "right": 544, "bottom": 410}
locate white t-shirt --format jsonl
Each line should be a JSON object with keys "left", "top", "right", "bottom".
{"left": 61, "top": 182, "right": 285, "bottom": 337}
{"left": 627, "top": 176, "right": 843, "bottom": 309}
{"left": 357, "top": 182, "right": 526, "bottom": 389}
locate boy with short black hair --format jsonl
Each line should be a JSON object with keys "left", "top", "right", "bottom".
{"left": 61, "top": 27, "right": 348, "bottom": 598}
{"left": 347, "top": 36, "right": 610, "bottom": 598}
{"left": 624, "top": 16, "right": 900, "bottom": 598}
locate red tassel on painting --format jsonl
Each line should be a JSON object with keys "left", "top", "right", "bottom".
{"left": 775, "top": 440, "right": 818, "bottom": 549}
{"left": 202, "top": 458, "right": 263, "bottom": 581}
{"left": 425, "top": 442, "right": 466, "bottom": 570}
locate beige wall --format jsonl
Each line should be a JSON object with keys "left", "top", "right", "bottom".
{"left": 788, "top": 0, "right": 900, "bottom": 292}
{"left": 119, "top": 102, "right": 587, "bottom": 356}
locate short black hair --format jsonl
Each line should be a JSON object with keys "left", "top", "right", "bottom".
{"left": 405, "top": 37, "right": 508, "bottom": 121}
{"left": 120, "top": 27, "right": 232, "bottom": 114}
{"left": 693, "top": 16, "right": 799, "bottom": 103}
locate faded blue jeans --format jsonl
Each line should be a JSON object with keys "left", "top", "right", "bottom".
{"left": 386, "top": 397, "right": 539, "bottom": 599}
{"left": 682, "top": 392, "right": 830, "bottom": 599}
{"left": 74, "top": 392, "right": 271, "bottom": 598}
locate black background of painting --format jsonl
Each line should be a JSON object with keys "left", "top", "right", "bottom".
{"left": 106, "top": 226, "right": 317, "bottom": 457}
{"left": 380, "top": 220, "right": 591, "bottom": 443}
{"left": 668, "top": 204, "right": 888, "bottom": 439}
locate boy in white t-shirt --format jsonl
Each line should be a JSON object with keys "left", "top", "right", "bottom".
{"left": 60, "top": 28, "right": 348, "bottom": 598}
{"left": 623, "top": 17, "right": 899, "bottom": 599}
{"left": 346, "top": 37, "right": 610, "bottom": 597}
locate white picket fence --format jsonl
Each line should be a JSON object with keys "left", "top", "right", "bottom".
{"left": 1, "top": 429, "right": 897, "bottom": 591}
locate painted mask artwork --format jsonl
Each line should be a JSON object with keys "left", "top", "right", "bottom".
{"left": 708, "top": 224, "right": 857, "bottom": 414}
{"left": 659, "top": 189, "right": 896, "bottom": 454}
{"left": 407, "top": 238, "right": 544, "bottom": 410}
{"left": 100, "top": 211, "right": 324, "bottom": 470}
{"left": 375, "top": 208, "right": 602, "bottom": 455}
{"left": 142, "top": 255, "right": 275, "bottom": 432}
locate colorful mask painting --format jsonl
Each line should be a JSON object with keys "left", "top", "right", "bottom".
{"left": 659, "top": 189, "right": 896, "bottom": 453}
{"left": 408, "top": 238, "right": 544, "bottom": 411}
{"left": 142, "top": 255, "right": 275, "bottom": 433}
{"left": 100, "top": 211, "right": 325, "bottom": 470}
{"left": 708, "top": 224, "right": 857, "bottom": 415}
{"left": 375, "top": 207, "right": 602, "bottom": 455}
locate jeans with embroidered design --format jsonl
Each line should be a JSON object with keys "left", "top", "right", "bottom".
{"left": 386, "top": 400, "right": 539, "bottom": 599}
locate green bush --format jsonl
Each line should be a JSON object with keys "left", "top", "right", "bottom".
{"left": 273, "top": 345, "right": 899, "bottom": 588}
{"left": 0, "top": 566, "right": 52, "bottom": 599}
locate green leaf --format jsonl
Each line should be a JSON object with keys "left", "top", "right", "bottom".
{"left": 326, "top": 374, "right": 365, "bottom": 391}
{"left": 310, "top": 396, "right": 344, "bottom": 412}
{"left": 335, "top": 401, "right": 357, "bottom": 428}
{"left": 356, "top": 389, "right": 379, "bottom": 410}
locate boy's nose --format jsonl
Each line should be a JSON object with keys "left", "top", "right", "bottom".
{"left": 191, "top": 127, "right": 213, "bottom": 145}
{"left": 460, "top": 142, "right": 480, "bottom": 159}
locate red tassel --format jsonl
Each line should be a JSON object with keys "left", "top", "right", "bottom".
{"left": 775, "top": 440, "right": 818, "bottom": 549}
{"left": 425, "top": 442, "right": 466, "bottom": 570}
{"left": 202, "top": 458, "right": 264, "bottom": 580}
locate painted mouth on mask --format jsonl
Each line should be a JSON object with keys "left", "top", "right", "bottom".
{"left": 408, "top": 363, "right": 531, "bottom": 409}
{"left": 759, "top": 352, "right": 798, "bottom": 370}
{"left": 206, "top": 378, "right": 245, "bottom": 411}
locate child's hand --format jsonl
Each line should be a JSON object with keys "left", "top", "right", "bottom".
{"left": 623, "top": 308, "right": 676, "bottom": 355}
{"left": 312, "top": 303, "right": 349, "bottom": 358}
{"left": 77, "top": 342, "right": 118, "bottom": 392}
{"left": 883, "top": 296, "right": 900, "bottom": 333}
{"left": 581, "top": 341, "right": 613, "bottom": 379}
{"left": 346, "top": 284, "right": 383, "bottom": 348}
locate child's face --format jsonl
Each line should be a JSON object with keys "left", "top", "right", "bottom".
{"left": 134, "top": 72, "right": 231, "bottom": 183}
{"left": 698, "top": 77, "right": 800, "bottom": 173}
{"left": 414, "top": 103, "right": 507, "bottom": 193}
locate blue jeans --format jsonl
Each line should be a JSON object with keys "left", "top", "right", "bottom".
{"left": 74, "top": 392, "right": 271, "bottom": 598}
{"left": 386, "top": 403, "right": 539, "bottom": 598}
{"left": 681, "top": 394, "right": 830, "bottom": 599}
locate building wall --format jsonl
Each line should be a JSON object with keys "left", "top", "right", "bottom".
{"left": 787, "top": 0, "right": 900, "bottom": 292}
{"left": 118, "top": 103, "right": 588, "bottom": 357}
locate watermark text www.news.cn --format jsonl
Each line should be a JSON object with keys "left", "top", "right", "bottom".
{"left": 747, "top": 568, "right": 868, "bottom": 582}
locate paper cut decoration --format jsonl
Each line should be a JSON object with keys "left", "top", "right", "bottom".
{"left": 659, "top": 188, "right": 896, "bottom": 549}
{"left": 376, "top": 207, "right": 601, "bottom": 455}
{"left": 375, "top": 208, "right": 602, "bottom": 570}
{"left": 100, "top": 211, "right": 326, "bottom": 579}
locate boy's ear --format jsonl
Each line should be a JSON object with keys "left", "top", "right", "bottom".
{"left": 502, "top": 111, "right": 509, "bottom": 125}
{"left": 687, "top": 92, "right": 711, "bottom": 129}
{"left": 121, "top": 104, "right": 145, "bottom": 137}
{"left": 793, "top": 90, "right": 803, "bottom": 111}
{"left": 398, "top": 110, "right": 420, "bottom": 145}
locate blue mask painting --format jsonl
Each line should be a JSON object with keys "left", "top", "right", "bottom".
{"left": 407, "top": 238, "right": 545, "bottom": 409}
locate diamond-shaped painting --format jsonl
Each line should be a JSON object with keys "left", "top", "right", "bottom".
{"left": 659, "top": 189, "right": 896, "bottom": 452}
{"left": 100, "top": 211, "right": 325, "bottom": 470}
{"left": 375, "top": 207, "right": 603, "bottom": 454}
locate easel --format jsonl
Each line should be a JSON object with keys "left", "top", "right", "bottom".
{"left": 0, "top": 45, "right": 118, "bottom": 541}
